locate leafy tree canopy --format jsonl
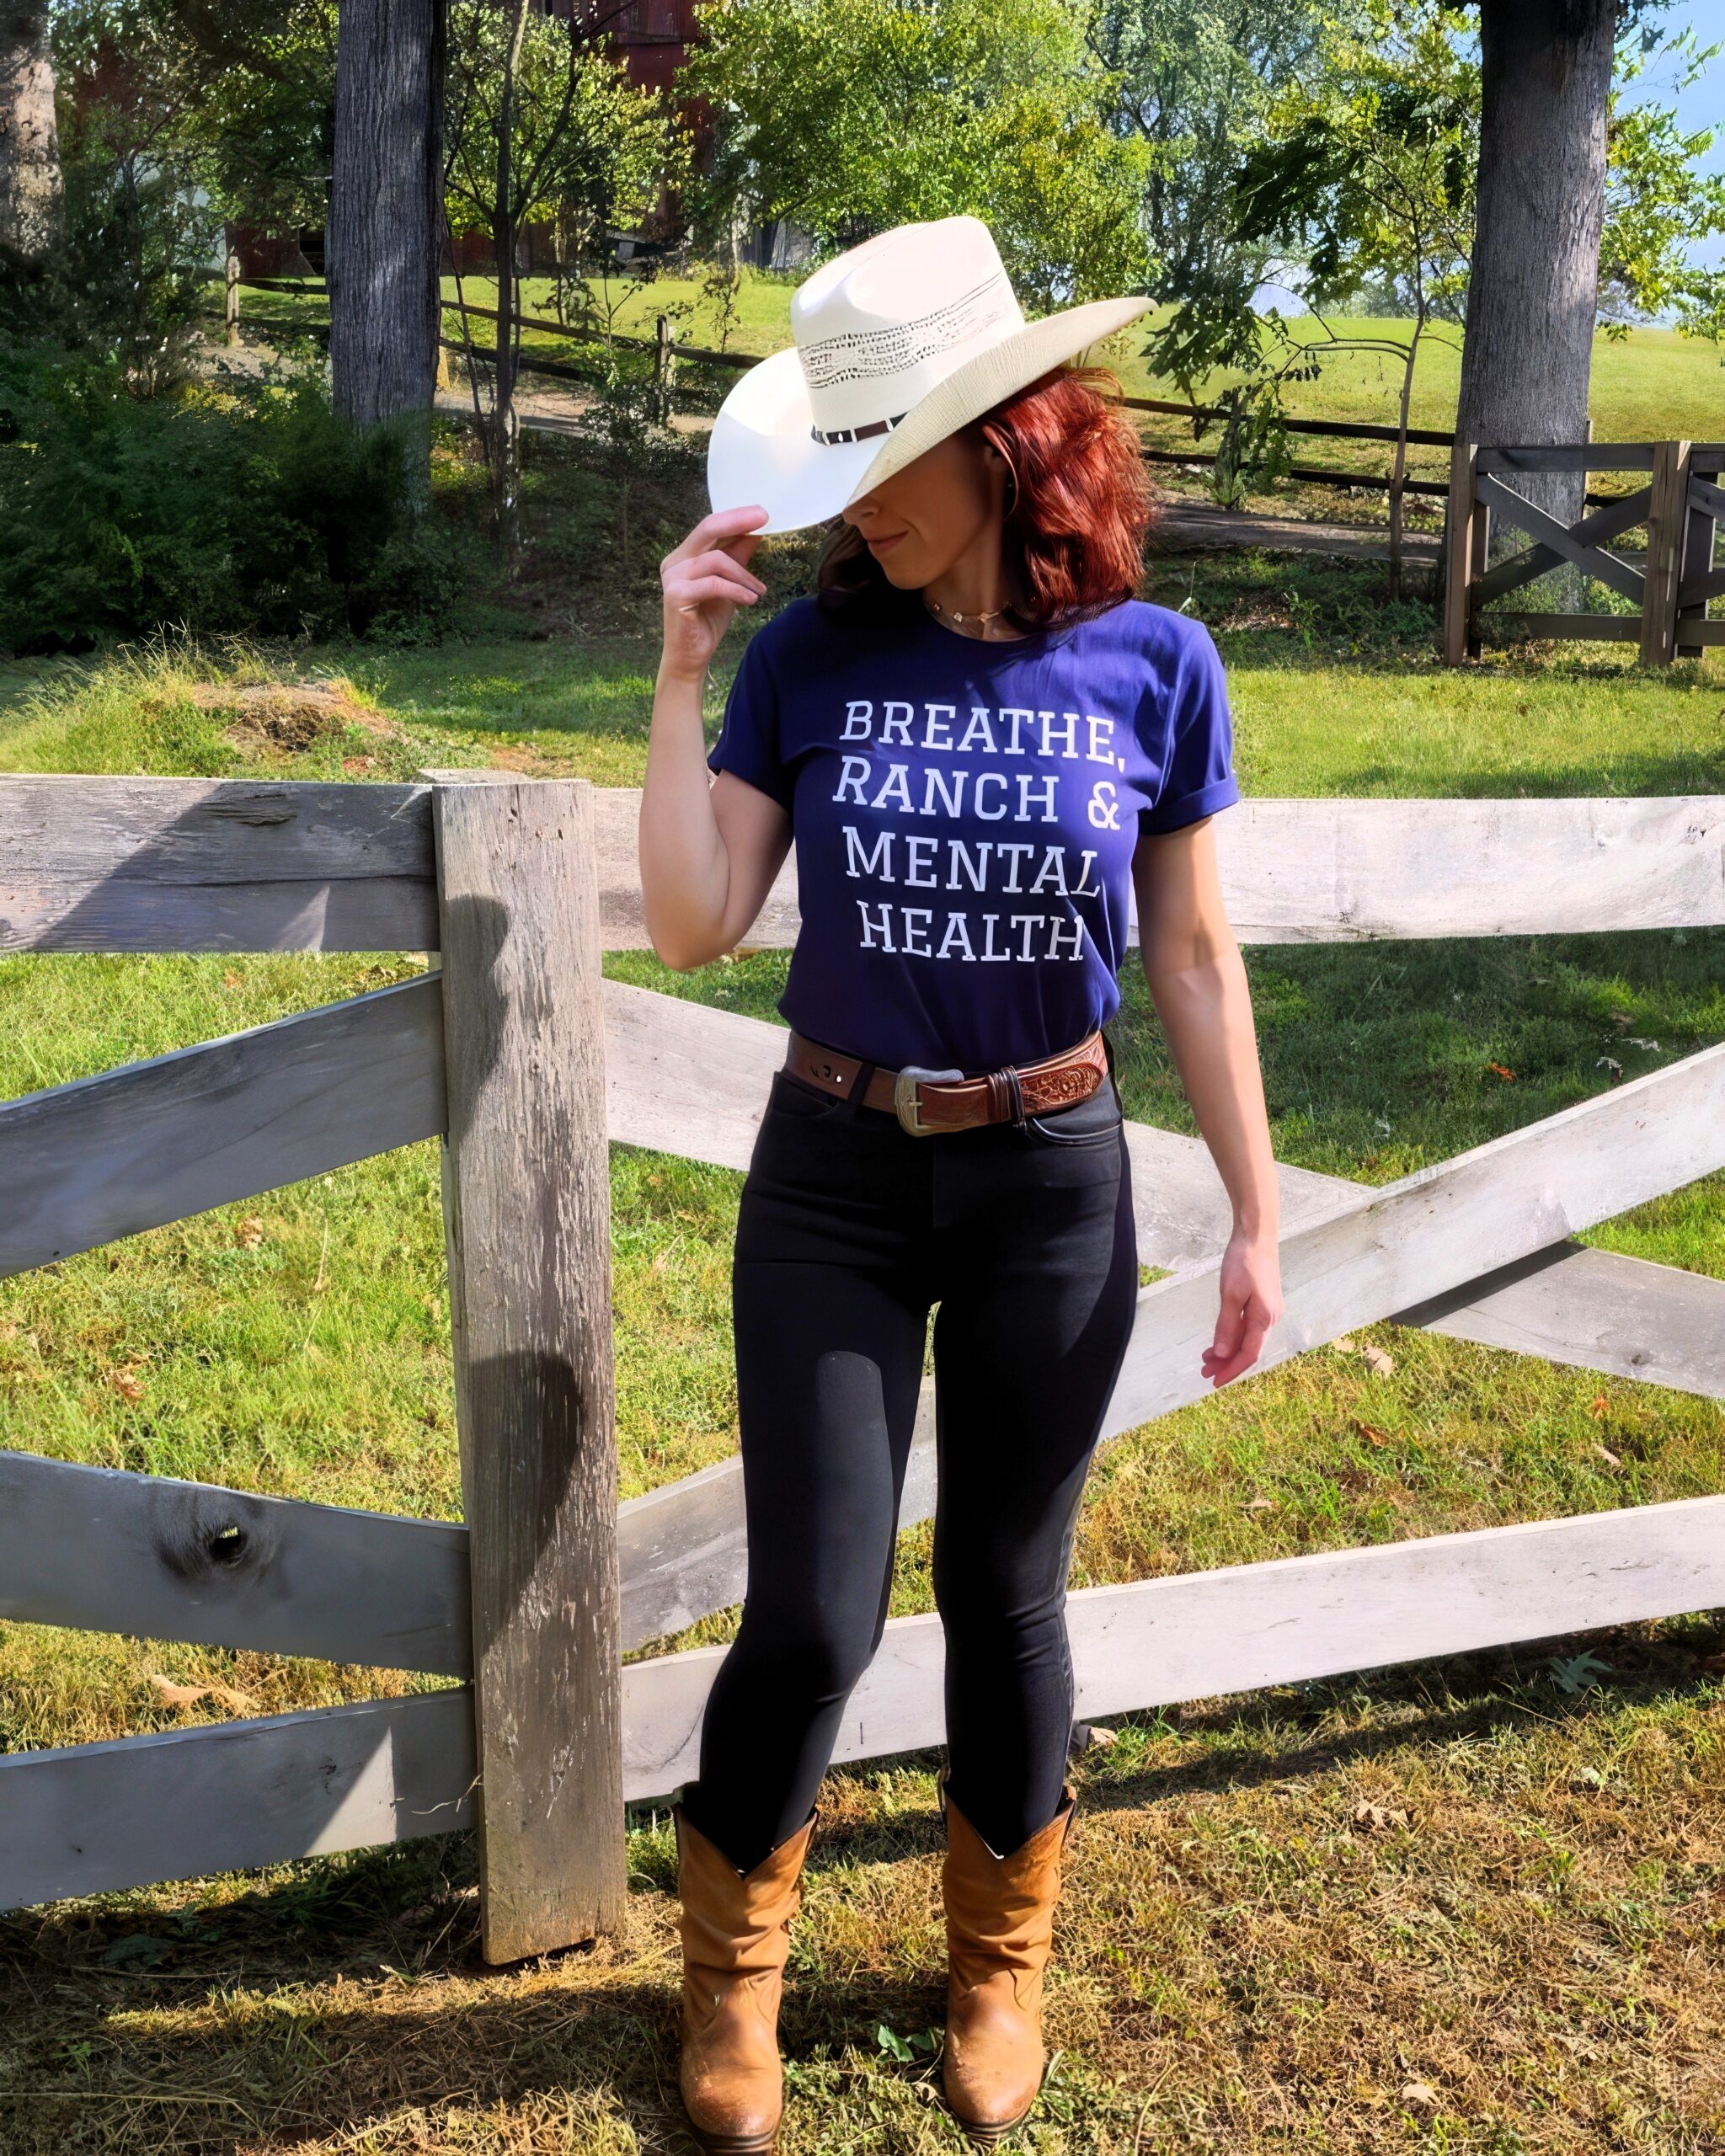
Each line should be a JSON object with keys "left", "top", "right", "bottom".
{"left": 683, "top": 0, "right": 1151, "bottom": 310}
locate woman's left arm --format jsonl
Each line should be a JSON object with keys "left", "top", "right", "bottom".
{"left": 1131, "top": 817, "right": 1284, "bottom": 1388}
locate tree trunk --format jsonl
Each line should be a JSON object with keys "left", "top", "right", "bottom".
{"left": 328, "top": 0, "right": 446, "bottom": 494}
{"left": 0, "top": 0, "right": 61, "bottom": 268}
{"left": 1456, "top": 0, "right": 1614, "bottom": 587}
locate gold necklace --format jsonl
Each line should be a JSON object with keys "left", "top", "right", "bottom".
{"left": 924, "top": 593, "right": 1014, "bottom": 633}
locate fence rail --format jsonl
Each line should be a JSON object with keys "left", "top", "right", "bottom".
{"left": 219, "top": 276, "right": 1461, "bottom": 499}
{"left": 3, "top": 777, "right": 1723, "bottom": 1949}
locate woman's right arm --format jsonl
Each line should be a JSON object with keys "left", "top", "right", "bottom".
{"left": 638, "top": 505, "right": 793, "bottom": 972}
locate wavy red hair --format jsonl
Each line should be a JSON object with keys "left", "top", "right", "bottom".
{"left": 815, "top": 363, "right": 1156, "bottom": 632}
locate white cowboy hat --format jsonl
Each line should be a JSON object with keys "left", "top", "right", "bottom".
{"left": 706, "top": 216, "right": 1152, "bottom": 536}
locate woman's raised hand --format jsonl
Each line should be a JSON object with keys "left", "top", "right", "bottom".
{"left": 660, "top": 505, "right": 770, "bottom": 679}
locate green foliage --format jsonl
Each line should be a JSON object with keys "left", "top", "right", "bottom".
{"left": 1602, "top": 28, "right": 1725, "bottom": 341}
{"left": 683, "top": 0, "right": 1151, "bottom": 309}
{"left": 54, "top": 0, "right": 337, "bottom": 241}
{"left": 444, "top": 2, "right": 686, "bottom": 261}
{"left": 1092, "top": 0, "right": 1333, "bottom": 307}
{"left": 0, "top": 358, "right": 474, "bottom": 654}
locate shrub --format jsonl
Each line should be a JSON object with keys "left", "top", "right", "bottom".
{"left": 0, "top": 355, "right": 478, "bottom": 653}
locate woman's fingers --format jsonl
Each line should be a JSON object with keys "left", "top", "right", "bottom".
{"left": 669, "top": 573, "right": 761, "bottom": 609}
{"left": 663, "top": 504, "right": 769, "bottom": 570}
{"left": 668, "top": 548, "right": 768, "bottom": 596}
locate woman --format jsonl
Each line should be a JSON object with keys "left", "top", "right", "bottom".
{"left": 638, "top": 216, "right": 1284, "bottom": 2154}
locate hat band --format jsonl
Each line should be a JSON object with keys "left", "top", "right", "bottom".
{"left": 810, "top": 411, "right": 907, "bottom": 447}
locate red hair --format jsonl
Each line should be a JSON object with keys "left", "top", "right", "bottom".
{"left": 815, "top": 363, "right": 1156, "bottom": 632}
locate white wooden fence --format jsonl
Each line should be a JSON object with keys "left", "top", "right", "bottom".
{"left": 2, "top": 776, "right": 1722, "bottom": 1962}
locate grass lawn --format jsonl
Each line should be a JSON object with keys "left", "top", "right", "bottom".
{"left": 2, "top": 527, "right": 1723, "bottom": 2151}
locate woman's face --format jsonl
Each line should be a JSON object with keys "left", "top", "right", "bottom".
{"left": 840, "top": 430, "right": 1012, "bottom": 590}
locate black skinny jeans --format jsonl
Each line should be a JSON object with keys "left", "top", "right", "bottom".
{"left": 677, "top": 1035, "right": 1140, "bottom": 1874}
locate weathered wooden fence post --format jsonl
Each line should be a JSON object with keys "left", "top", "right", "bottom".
{"left": 1442, "top": 438, "right": 1478, "bottom": 663}
{"left": 1677, "top": 443, "right": 1721, "bottom": 662}
{"left": 1640, "top": 439, "right": 1690, "bottom": 669}
{"left": 430, "top": 773, "right": 625, "bottom": 1962}
{"left": 654, "top": 312, "right": 677, "bottom": 425}
{"left": 225, "top": 251, "right": 242, "bottom": 346}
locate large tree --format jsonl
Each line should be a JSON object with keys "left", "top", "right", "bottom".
{"left": 0, "top": 0, "right": 61, "bottom": 267}
{"left": 1454, "top": 0, "right": 1619, "bottom": 502}
{"left": 328, "top": 0, "right": 446, "bottom": 461}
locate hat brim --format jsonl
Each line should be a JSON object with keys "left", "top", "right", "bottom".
{"left": 706, "top": 293, "right": 1153, "bottom": 536}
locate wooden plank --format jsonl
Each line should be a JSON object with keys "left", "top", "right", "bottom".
{"left": 1471, "top": 485, "right": 1651, "bottom": 607}
{"left": 1122, "top": 394, "right": 1455, "bottom": 448}
{"left": 0, "top": 974, "right": 446, "bottom": 1280}
{"left": 1477, "top": 445, "right": 1656, "bottom": 474}
{"left": 0, "top": 1690, "right": 474, "bottom": 1911}
{"left": 1640, "top": 440, "right": 1690, "bottom": 668}
{"left": 12, "top": 1485, "right": 1717, "bottom": 1909}
{"left": 601, "top": 985, "right": 1725, "bottom": 1648}
{"left": 0, "top": 777, "right": 435, "bottom": 953}
{"left": 1477, "top": 612, "right": 1642, "bottom": 643}
{"left": 1395, "top": 1241, "right": 1725, "bottom": 1394}
{"left": 433, "top": 776, "right": 625, "bottom": 1961}
{"left": 1676, "top": 568, "right": 1725, "bottom": 611}
{"left": 1688, "top": 473, "right": 1725, "bottom": 522}
{"left": 621, "top": 1494, "right": 1725, "bottom": 1799}
{"left": 593, "top": 791, "right": 1725, "bottom": 950}
{"left": 1476, "top": 475, "right": 1645, "bottom": 605}
{"left": 1140, "top": 446, "right": 1449, "bottom": 498}
{"left": 1677, "top": 465, "right": 1722, "bottom": 653}
{"left": 1443, "top": 439, "right": 1477, "bottom": 664}
{"left": 0, "top": 1451, "right": 471, "bottom": 1675}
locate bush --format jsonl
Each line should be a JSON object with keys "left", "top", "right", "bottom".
{"left": 0, "top": 356, "right": 478, "bottom": 653}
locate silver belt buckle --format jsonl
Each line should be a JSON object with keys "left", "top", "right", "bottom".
{"left": 893, "top": 1064, "right": 964, "bottom": 1135}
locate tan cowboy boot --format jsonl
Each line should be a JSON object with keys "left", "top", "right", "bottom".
{"left": 672, "top": 1795, "right": 820, "bottom": 2155}
{"left": 937, "top": 1763, "right": 1079, "bottom": 2147}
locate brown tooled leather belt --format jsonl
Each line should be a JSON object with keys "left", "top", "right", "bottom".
{"left": 785, "top": 1027, "right": 1108, "bottom": 1136}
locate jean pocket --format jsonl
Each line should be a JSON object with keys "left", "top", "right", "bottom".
{"left": 767, "top": 1067, "right": 848, "bottom": 1121}
{"left": 1020, "top": 1075, "right": 1125, "bottom": 1146}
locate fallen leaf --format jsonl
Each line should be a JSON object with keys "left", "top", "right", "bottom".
{"left": 223, "top": 969, "right": 244, "bottom": 990}
{"left": 1244, "top": 1495, "right": 1276, "bottom": 1512}
{"left": 1399, "top": 2082, "right": 1440, "bottom": 2114}
{"left": 109, "top": 1369, "right": 145, "bottom": 1402}
{"left": 235, "top": 1216, "right": 265, "bottom": 1249}
{"left": 1589, "top": 1392, "right": 1610, "bottom": 1419}
{"left": 1487, "top": 1062, "right": 1515, "bottom": 1081}
{"left": 1362, "top": 1344, "right": 1396, "bottom": 1378}
{"left": 1351, "top": 1419, "right": 1391, "bottom": 1447}
{"left": 149, "top": 1674, "right": 255, "bottom": 1714}
{"left": 1332, "top": 1334, "right": 1357, "bottom": 1353}
{"left": 1353, "top": 1800, "right": 1410, "bottom": 1833}
{"left": 1594, "top": 1444, "right": 1621, "bottom": 1468}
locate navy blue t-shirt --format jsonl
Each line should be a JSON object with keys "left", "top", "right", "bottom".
{"left": 705, "top": 595, "right": 1241, "bottom": 1074}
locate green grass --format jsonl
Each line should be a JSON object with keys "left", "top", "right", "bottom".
{"left": 3, "top": 526, "right": 1724, "bottom": 2150}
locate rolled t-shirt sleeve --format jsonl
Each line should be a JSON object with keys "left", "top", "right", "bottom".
{"left": 1138, "top": 619, "right": 1242, "bottom": 835}
{"left": 705, "top": 631, "right": 794, "bottom": 812}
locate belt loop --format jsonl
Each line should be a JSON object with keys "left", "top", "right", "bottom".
{"left": 851, "top": 1059, "right": 877, "bottom": 1111}
{"left": 1003, "top": 1065, "right": 1027, "bottom": 1129}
